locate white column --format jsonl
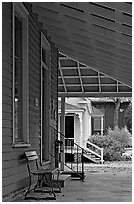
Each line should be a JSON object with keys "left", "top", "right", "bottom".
{"left": 101, "top": 116, "right": 104, "bottom": 135}
{"left": 60, "top": 96, "right": 65, "bottom": 171}
{"left": 77, "top": 112, "right": 83, "bottom": 147}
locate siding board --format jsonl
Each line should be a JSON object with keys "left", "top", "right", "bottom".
{"left": 2, "top": 95, "right": 12, "bottom": 104}
{"left": 2, "top": 104, "right": 12, "bottom": 113}
{"left": 2, "top": 172, "right": 28, "bottom": 187}
{"left": 2, "top": 2, "right": 58, "bottom": 198}
{"left": 2, "top": 60, "right": 12, "bottom": 73}
{"left": 2, "top": 69, "right": 12, "bottom": 81}
{"left": 2, "top": 120, "right": 12, "bottom": 128}
{"left": 2, "top": 78, "right": 12, "bottom": 89}
{"left": 2, "top": 136, "right": 12, "bottom": 145}
{"left": 2, "top": 112, "right": 12, "bottom": 120}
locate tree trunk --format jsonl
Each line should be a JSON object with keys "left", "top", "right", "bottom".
{"left": 114, "top": 98, "right": 120, "bottom": 128}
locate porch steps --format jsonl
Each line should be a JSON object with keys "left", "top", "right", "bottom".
{"left": 61, "top": 171, "right": 85, "bottom": 180}
{"left": 83, "top": 153, "right": 101, "bottom": 164}
{"left": 53, "top": 174, "right": 71, "bottom": 187}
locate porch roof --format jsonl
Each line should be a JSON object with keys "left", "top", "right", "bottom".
{"left": 58, "top": 100, "right": 85, "bottom": 112}
{"left": 31, "top": 2, "right": 132, "bottom": 97}
{"left": 91, "top": 107, "right": 104, "bottom": 117}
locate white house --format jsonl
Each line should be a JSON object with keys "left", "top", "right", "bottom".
{"left": 58, "top": 98, "right": 104, "bottom": 149}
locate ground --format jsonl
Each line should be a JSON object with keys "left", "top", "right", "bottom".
{"left": 13, "top": 161, "right": 132, "bottom": 202}
{"left": 54, "top": 161, "right": 132, "bottom": 202}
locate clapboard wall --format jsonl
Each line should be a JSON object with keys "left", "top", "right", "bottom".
{"left": 2, "top": 2, "right": 58, "bottom": 198}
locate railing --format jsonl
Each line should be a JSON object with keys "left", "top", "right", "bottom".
{"left": 50, "top": 125, "right": 85, "bottom": 181}
{"left": 86, "top": 141, "right": 103, "bottom": 164}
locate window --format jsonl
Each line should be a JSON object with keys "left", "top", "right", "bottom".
{"left": 41, "top": 33, "right": 51, "bottom": 163}
{"left": 13, "top": 3, "right": 29, "bottom": 146}
{"left": 94, "top": 117, "right": 101, "bottom": 131}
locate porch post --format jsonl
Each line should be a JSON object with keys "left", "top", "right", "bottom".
{"left": 77, "top": 113, "right": 83, "bottom": 147}
{"left": 60, "top": 96, "right": 65, "bottom": 171}
{"left": 101, "top": 116, "right": 104, "bottom": 135}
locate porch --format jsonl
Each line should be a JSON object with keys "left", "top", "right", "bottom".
{"left": 12, "top": 161, "right": 132, "bottom": 202}
{"left": 2, "top": 2, "right": 132, "bottom": 200}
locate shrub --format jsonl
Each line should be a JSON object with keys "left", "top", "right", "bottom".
{"left": 88, "top": 127, "right": 132, "bottom": 161}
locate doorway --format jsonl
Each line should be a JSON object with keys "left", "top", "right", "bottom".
{"left": 65, "top": 115, "right": 74, "bottom": 146}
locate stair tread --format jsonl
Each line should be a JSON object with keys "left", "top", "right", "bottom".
{"left": 58, "top": 174, "right": 71, "bottom": 180}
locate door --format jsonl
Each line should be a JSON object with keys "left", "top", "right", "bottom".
{"left": 65, "top": 115, "right": 74, "bottom": 146}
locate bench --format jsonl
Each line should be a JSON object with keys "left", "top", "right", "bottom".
{"left": 25, "top": 151, "right": 61, "bottom": 200}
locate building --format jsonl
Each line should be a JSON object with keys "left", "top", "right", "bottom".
{"left": 2, "top": 2, "right": 59, "bottom": 198}
{"left": 2, "top": 2, "right": 132, "bottom": 200}
{"left": 90, "top": 97, "right": 130, "bottom": 132}
{"left": 58, "top": 98, "right": 104, "bottom": 149}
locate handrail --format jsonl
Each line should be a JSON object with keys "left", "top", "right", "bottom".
{"left": 50, "top": 125, "right": 85, "bottom": 181}
{"left": 50, "top": 125, "right": 86, "bottom": 151}
{"left": 87, "top": 140, "right": 102, "bottom": 151}
{"left": 84, "top": 147, "right": 101, "bottom": 158}
{"left": 86, "top": 141, "right": 103, "bottom": 164}
{"left": 50, "top": 154, "right": 84, "bottom": 181}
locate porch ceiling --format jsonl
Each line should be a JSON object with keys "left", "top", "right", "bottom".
{"left": 31, "top": 2, "right": 132, "bottom": 97}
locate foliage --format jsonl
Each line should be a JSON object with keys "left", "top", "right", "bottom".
{"left": 125, "top": 102, "right": 132, "bottom": 133}
{"left": 88, "top": 127, "right": 132, "bottom": 161}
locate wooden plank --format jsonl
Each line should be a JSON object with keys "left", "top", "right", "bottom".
{"left": 2, "top": 60, "right": 12, "bottom": 73}
{"left": 53, "top": 37, "right": 131, "bottom": 67}
{"left": 2, "top": 136, "right": 12, "bottom": 145}
{"left": 2, "top": 41, "right": 12, "bottom": 56}
{"left": 2, "top": 171, "right": 28, "bottom": 187}
{"left": 2, "top": 104, "right": 12, "bottom": 113}
{"left": 2, "top": 159, "right": 20, "bottom": 169}
{"left": 2, "top": 112, "right": 12, "bottom": 121}
{"left": 2, "top": 120, "right": 12, "bottom": 128}
{"left": 2, "top": 127, "right": 12, "bottom": 136}
{"left": 46, "top": 24, "right": 132, "bottom": 56}
{"left": 49, "top": 31, "right": 131, "bottom": 59}
{"left": 62, "top": 2, "right": 132, "bottom": 28}
{"left": 29, "top": 39, "right": 40, "bottom": 56}
{"left": 2, "top": 78, "right": 12, "bottom": 89}
{"left": 2, "top": 86, "right": 12, "bottom": 97}
{"left": 58, "top": 47, "right": 132, "bottom": 87}
{"left": 2, "top": 150, "right": 26, "bottom": 161}
{"left": 2, "top": 144, "right": 13, "bottom": 153}
{"left": 2, "top": 25, "right": 12, "bottom": 44}
{"left": 2, "top": 177, "right": 30, "bottom": 197}
{"left": 43, "top": 18, "right": 131, "bottom": 46}
{"left": 2, "top": 94, "right": 12, "bottom": 105}
{"left": 34, "top": 2, "right": 132, "bottom": 26}
{"left": 33, "top": 4, "right": 132, "bottom": 36}
{"left": 2, "top": 164, "right": 27, "bottom": 178}
{"left": 2, "top": 69, "right": 12, "bottom": 81}
{"left": 98, "top": 2, "right": 132, "bottom": 14}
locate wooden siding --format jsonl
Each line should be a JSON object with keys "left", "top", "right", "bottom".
{"left": 2, "top": 2, "right": 58, "bottom": 198}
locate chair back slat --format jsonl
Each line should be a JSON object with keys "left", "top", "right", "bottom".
{"left": 25, "top": 151, "right": 38, "bottom": 161}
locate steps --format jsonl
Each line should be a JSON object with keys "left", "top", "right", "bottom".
{"left": 83, "top": 153, "right": 101, "bottom": 164}
{"left": 53, "top": 174, "right": 71, "bottom": 187}
{"left": 61, "top": 171, "right": 85, "bottom": 181}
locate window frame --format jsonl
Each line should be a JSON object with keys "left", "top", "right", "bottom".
{"left": 12, "top": 3, "right": 30, "bottom": 147}
{"left": 41, "top": 33, "right": 51, "bottom": 164}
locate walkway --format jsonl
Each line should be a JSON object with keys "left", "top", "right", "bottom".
{"left": 13, "top": 161, "right": 132, "bottom": 202}
{"left": 54, "top": 172, "right": 132, "bottom": 202}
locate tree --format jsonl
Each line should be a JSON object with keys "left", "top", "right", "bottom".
{"left": 113, "top": 98, "right": 120, "bottom": 128}
{"left": 125, "top": 102, "right": 132, "bottom": 133}
{"left": 106, "top": 97, "right": 131, "bottom": 129}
